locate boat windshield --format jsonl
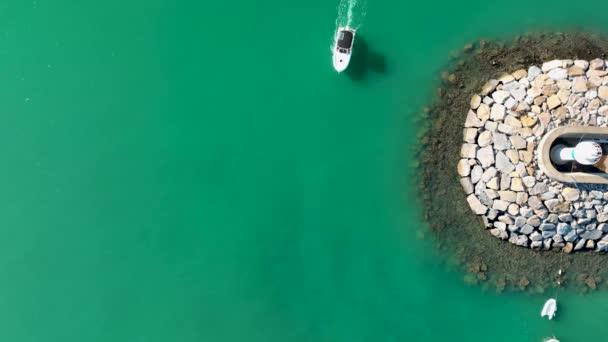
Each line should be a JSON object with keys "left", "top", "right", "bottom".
{"left": 337, "top": 30, "right": 354, "bottom": 49}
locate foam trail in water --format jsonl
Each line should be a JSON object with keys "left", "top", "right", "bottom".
{"left": 335, "top": 0, "right": 365, "bottom": 29}
{"left": 346, "top": 0, "right": 356, "bottom": 27}
{"left": 331, "top": 0, "right": 366, "bottom": 52}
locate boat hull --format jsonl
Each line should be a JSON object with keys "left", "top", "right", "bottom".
{"left": 333, "top": 52, "right": 351, "bottom": 72}
{"left": 541, "top": 298, "right": 557, "bottom": 320}
{"left": 332, "top": 27, "right": 355, "bottom": 72}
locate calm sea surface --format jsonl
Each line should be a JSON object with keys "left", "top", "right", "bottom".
{"left": 1, "top": 0, "right": 607, "bottom": 341}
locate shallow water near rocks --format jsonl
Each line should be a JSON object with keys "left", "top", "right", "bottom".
{"left": 1, "top": 0, "right": 608, "bottom": 342}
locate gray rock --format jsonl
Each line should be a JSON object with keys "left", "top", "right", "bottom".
{"left": 528, "top": 65, "right": 542, "bottom": 79}
{"left": 495, "top": 152, "right": 515, "bottom": 174}
{"left": 487, "top": 209, "right": 498, "bottom": 220}
{"left": 530, "top": 231, "right": 542, "bottom": 241}
{"left": 516, "top": 192, "right": 529, "bottom": 205}
{"left": 477, "top": 131, "right": 492, "bottom": 147}
{"left": 498, "top": 215, "right": 514, "bottom": 225}
{"left": 590, "top": 190, "right": 603, "bottom": 199}
{"left": 529, "top": 182, "right": 549, "bottom": 196}
{"left": 498, "top": 190, "right": 516, "bottom": 203}
{"left": 492, "top": 91, "right": 510, "bottom": 105}
{"left": 514, "top": 216, "right": 527, "bottom": 228}
{"left": 535, "top": 209, "right": 549, "bottom": 219}
{"left": 493, "top": 133, "right": 511, "bottom": 151}
{"left": 520, "top": 224, "right": 535, "bottom": 235}
{"left": 500, "top": 175, "right": 511, "bottom": 190}
{"left": 553, "top": 234, "right": 564, "bottom": 243}
{"left": 547, "top": 214, "right": 559, "bottom": 224}
{"left": 507, "top": 203, "right": 519, "bottom": 216}
{"left": 531, "top": 240, "right": 543, "bottom": 248}
{"left": 597, "top": 213, "right": 608, "bottom": 223}
{"left": 574, "top": 239, "right": 586, "bottom": 251}
{"left": 478, "top": 191, "right": 493, "bottom": 207}
{"left": 558, "top": 213, "right": 573, "bottom": 222}
{"left": 543, "top": 239, "right": 553, "bottom": 250}
{"left": 527, "top": 216, "right": 541, "bottom": 227}
{"left": 548, "top": 68, "right": 568, "bottom": 80}
{"left": 467, "top": 194, "right": 487, "bottom": 215}
{"left": 470, "top": 165, "right": 483, "bottom": 184}
{"left": 544, "top": 199, "right": 560, "bottom": 212}
{"left": 562, "top": 187, "right": 580, "bottom": 201}
{"left": 557, "top": 223, "right": 572, "bottom": 235}
{"left": 540, "top": 191, "right": 556, "bottom": 200}
{"left": 510, "top": 87, "right": 527, "bottom": 102}
{"left": 477, "top": 146, "right": 494, "bottom": 168}
{"left": 481, "top": 167, "right": 497, "bottom": 183}
{"left": 596, "top": 240, "right": 608, "bottom": 252}
{"left": 484, "top": 189, "right": 499, "bottom": 200}
{"left": 581, "top": 229, "right": 603, "bottom": 240}
{"left": 474, "top": 180, "right": 486, "bottom": 196}
{"left": 498, "top": 122, "right": 516, "bottom": 135}
{"left": 600, "top": 223, "right": 608, "bottom": 233}
{"left": 461, "top": 144, "right": 477, "bottom": 158}
{"left": 573, "top": 210, "right": 585, "bottom": 218}
{"left": 484, "top": 120, "right": 498, "bottom": 131}
{"left": 515, "top": 164, "right": 528, "bottom": 178}
{"left": 487, "top": 177, "right": 500, "bottom": 190}
{"left": 465, "top": 110, "right": 484, "bottom": 127}
{"left": 494, "top": 222, "right": 507, "bottom": 230}
{"left": 564, "top": 230, "right": 578, "bottom": 242}
{"left": 493, "top": 200, "right": 509, "bottom": 211}
{"left": 460, "top": 177, "right": 474, "bottom": 194}
{"left": 504, "top": 114, "right": 521, "bottom": 129}
{"left": 522, "top": 176, "right": 536, "bottom": 188}
{"left": 528, "top": 196, "right": 544, "bottom": 210}
{"left": 574, "top": 60, "right": 589, "bottom": 70}
{"left": 490, "top": 228, "right": 501, "bottom": 238}
{"left": 540, "top": 223, "right": 556, "bottom": 231}
{"left": 504, "top": 97, "right": 517, "bottom": 110}
{"left": 520, "top": 207, "right": 534, "bottom": 218}
{"left": 542, "top": 60, "right": 562, "bottom": 72}
{"left": 542, "top": 230, "right": 556, "bottom": 239}
{"left": 578, "top": 218, "right": 593, "bottom": 226}
{"left": 457, "top": 159, "right": 471, "bottom": 177}
{"left": 509, "top": 135, "right": 527, "bottom": 149}
{"left": 490, "top": 103, "right": 506, "bottom": 121}
{"left": 516, "top": 235, "right": 529, "bottom": 247}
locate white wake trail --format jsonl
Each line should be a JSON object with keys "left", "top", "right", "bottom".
{"left": 335, "top": 0, "right": 365, "bottom": 29}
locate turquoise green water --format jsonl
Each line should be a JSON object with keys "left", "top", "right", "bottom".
{"left": 0, "top": 0, "right": 607, "bottom": 341}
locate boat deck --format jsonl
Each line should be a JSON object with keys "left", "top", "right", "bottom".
{"left": 337, "top": 30, "right": 354, "bottom": 49}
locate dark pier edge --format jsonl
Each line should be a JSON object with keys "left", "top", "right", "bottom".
{"left": 417, "top": 32, "right": 608, "bottom": 293}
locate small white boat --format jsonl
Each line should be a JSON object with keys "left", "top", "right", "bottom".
{"left": 333, "top": 27, "right": 355, "bottom": 72}
{"left": 541, "top": 298, "right": 557, "bottom": 320}
{"left": 545, "top": 338, "right": 559, "bottom": 342}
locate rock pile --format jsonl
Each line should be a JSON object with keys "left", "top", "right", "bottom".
{"left": 459, "top": 59, "right": 608, "bottom": 253}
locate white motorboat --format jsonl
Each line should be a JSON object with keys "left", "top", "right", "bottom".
{"left": 544, "top": 338, "right": 559, "bottom": 342}
{"left": 541, "top": 298, "right": 557, "bottom": 320}
{"left": 333, "top": 27, "right": 355, "bottom": 72}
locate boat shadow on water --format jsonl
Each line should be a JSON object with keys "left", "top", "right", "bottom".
{"left": 345, "top": 35, "right": 387, "bottom": 81}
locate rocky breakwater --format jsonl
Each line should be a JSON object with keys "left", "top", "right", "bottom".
{"left": 459, "top": 59, "right": 608, "bottom": 253}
